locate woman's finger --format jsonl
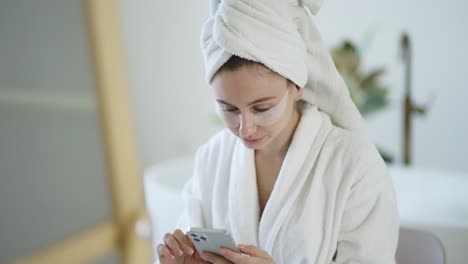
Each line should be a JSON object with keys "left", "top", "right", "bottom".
{"left": 173, "top": 229, "right": 195, "bottom": 255}
{"left": 157, "top": 244, "right": 175, "bottom": 261}
{"left": 218, "top": 248, "right": 247, "bottom": 263}
{"left": 163, "top": 233, "right": 184, "bottom": 257}
{"left": 189, "top": 242, "right": 207, "bottom": 263}
{"left": 200, "top": 251, "right": 233, "bottom": 264}
{"left": 238, "top": 244, "right": 271, "bottom": 259}
{"left": 185, "top": 234, "right": 196, "bottom": 247}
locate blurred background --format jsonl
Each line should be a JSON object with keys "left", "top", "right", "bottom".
{"left": 1, "top": 0, "right": 467, "bottom": 263}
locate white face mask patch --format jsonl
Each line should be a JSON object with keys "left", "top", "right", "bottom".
{"left": 216, "top": 89, "right": 290, "bottom": 128}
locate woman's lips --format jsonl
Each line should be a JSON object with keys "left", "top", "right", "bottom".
{"left": 243, "top": 136, "right": 265, "bottom": 145}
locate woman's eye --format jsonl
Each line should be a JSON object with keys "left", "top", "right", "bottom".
{"left": 223, "top": 108, "right": 238, "bottom": 112}
{"left": 255, "top": 107, "right": 271, "bottom": 113}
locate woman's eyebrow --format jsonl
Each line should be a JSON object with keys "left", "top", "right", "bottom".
{"left": 216, "top": 96, "right": 276, "bottom": 106}
{"left": 247, "top": 96, "right": 276, "bottom": 106}
{"left": 216, "top": 99, "right": 234, "bottom": 106}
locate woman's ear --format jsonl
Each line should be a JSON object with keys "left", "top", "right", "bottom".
{"left": 294, "top": 85, "right": 303, "bottom": 101}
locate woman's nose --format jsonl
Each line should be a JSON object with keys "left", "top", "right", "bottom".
{"left": 239, "top": 112, "right": 256, "bottom": 138}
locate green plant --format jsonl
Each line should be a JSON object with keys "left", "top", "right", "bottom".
{"left": 331, "top": 40, "right": 389, "bottom": 117}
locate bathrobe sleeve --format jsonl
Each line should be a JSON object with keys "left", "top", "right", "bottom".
{"left": 334, "top": 145, "right": 400, "bottom": 264}
{"left": 174, "top": 146, "right": 210, "bottom": 231}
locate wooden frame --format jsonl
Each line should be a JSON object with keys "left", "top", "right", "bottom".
{"left": 7, "top": 0, "right": 152, "bottom": 263}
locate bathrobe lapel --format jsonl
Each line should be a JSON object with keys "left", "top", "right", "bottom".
{"left": 258, "top": 105, "right": 324, "bottom": 253}
{"left": 228, "top": 137, "right": 260, "bottom": 247}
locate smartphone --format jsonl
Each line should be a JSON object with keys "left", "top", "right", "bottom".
{"left": 186, "top": 227, "right": 239, "bottom": 256}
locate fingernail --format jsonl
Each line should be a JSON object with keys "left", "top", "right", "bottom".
{"left": 238, "top": 244, "right": 246, "bottom": 248}
{"left": 188, "top": 248, "right": 194, "bottom": 255}
{"left": 178, "top": 249, "right": 184, "bottom": 256}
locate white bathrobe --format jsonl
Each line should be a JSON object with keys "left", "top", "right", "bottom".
{"left": 170, "top": 104, "right": 399, "bottom": 264}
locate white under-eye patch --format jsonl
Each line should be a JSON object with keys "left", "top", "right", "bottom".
{"left": 215, "top": 90, "right": 289, "bottom": 128}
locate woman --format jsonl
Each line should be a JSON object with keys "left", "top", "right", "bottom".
{"left": 156, "top": 0, "right": 399, "bottom": 263}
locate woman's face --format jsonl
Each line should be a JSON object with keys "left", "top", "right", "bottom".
{"left": 211, "top": 65, "right": 301, "bottom": 150}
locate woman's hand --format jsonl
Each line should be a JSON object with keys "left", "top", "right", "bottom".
{"left": 157, "top": 229, "right": 206, "bottom": 264}
{"left": 200, "top": 244, "right": 276, "bottom": 264}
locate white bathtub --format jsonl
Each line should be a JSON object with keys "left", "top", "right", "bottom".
{"left": 144, "top": 157, "right": 468, "bottom": 263}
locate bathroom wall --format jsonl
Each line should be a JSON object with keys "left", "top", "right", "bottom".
{"left": 117, "top": 0, "right": 218, "bottom": 167}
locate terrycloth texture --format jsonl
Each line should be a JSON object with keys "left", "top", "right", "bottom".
{"left": 201, "top": 0, "right": 367, "bottom": 136}
{"left": 155, "top": 105, "right": 400, "bottom": 264}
